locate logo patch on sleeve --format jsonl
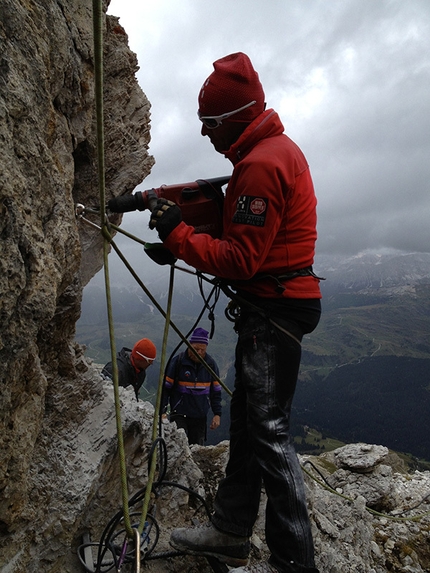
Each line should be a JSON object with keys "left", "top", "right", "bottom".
{"left": 232, "top": 195, "right": 268, "bottom": 227}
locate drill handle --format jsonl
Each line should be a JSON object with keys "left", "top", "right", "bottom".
{"left": 106, "top": 191, "right": 149, "bottom": 213}
{"left": 146, "top": 188, "right": 159, "bottom": 212}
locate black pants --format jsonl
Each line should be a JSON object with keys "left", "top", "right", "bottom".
{"left": 170, "top": 414, "right": 207, "bottom": 445}
{"left": 212, "top": 300, "right": 321, "bottom": 573}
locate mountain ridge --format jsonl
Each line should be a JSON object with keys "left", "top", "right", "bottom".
{"left": 76, "top": 250, "right": 430, "bottom": 459}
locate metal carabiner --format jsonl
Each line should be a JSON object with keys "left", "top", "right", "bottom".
{"left": 75, "top": 203, "right": 86, "bottom": 218}
{"left": 75, "top": 203, "right": 102, "bottom": 230}
{"left": 134, "top": 528, "right": 141, "bottom": 573}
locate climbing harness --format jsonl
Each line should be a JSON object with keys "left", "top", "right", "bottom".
{"left": 232, "top": 266, "right": 326, "bottom": 295}
{"left": 220, "top": 281, "right": 303, "bottom": 346}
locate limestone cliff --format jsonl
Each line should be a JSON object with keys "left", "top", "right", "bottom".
{"left": 1, "top": 2, "right": 429, "bottom": 573}
{"left": 0, "top": 0, "right": 154, "bottom": 567}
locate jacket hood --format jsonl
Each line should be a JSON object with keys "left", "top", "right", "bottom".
{"left": 119, "top": 347, "right": 132, "bottom": 359}
{"left": 224, "top": 109, "right": 284, "bottom": 164}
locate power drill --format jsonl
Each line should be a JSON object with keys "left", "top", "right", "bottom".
{"left": 107, "top": 176, "right": 230, "bottom": 239}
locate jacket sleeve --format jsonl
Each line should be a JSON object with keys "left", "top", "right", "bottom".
{"left": 164, "top": 160, "right": 286, "bottom": 280}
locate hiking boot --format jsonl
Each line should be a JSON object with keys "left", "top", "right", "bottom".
{"left": 228, "top": 562, "right": 279, "bottom": 573}
{"left": 169, "top": 522, "right": 250, "bottom": 567}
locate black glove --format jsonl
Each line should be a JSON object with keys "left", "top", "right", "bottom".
{"left": 149, "top": 198, "right": 182, "bottom": 242}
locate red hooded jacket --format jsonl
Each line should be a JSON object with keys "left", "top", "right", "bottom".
{"left": 164, "top": 109, "right": 322, "bottom": 299}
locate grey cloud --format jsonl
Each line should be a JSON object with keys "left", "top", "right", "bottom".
{"left": 108, "top": 0, "right": 430, "bottom": 256}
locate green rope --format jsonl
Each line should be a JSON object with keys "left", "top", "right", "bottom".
{"left": 92, "top": 0, "right": 133, "bottom": 539}
{"left": 106, "top": 236, "right": 232, "bottom": 397}
{"left": 138, "top": 265, "right": 175, "bottom": 534}
{"left": 102, "top": 241, "right": 134, "bottom": 538}
{"left": 108, "top": 223, "right": 148, "bottom": 246}
{"left": 91, "top": 0, "right": 231, "bottom": 549}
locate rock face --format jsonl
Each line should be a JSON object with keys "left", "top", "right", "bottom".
{"left": 309, "top": 444, "right": 430, "bottom": 573}
{"left": 0, "top": 0, "right": 154, "bottom": 568}
{"left": 1, "top": 2, "right": 430, "bottom": 573}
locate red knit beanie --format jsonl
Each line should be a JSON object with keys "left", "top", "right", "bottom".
{"left": 131, "top": 338, "right": 157, "bottom": 362}
{"left": 198, "top": 52, "right": 265, "bottom": 121}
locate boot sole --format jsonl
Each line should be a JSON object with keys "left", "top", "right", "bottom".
{"left": 170, "top": 539, "right": 249, "bottom": 567}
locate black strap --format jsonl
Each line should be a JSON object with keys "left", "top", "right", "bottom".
{"left": 249, "top": 266, "right": 326, "bottom": 294}
{"left": 197, "top": 275, "right": 220, "bottom": 338}
{"left": 220, "top": 282, "right": 303, "bottom": 345}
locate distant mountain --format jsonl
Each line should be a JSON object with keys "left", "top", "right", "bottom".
{"left": 315, "top": 250, "right": 430, "bottom": 295}
{"left": 298, "top": 250, "right": 430, "bottom": 459}
{"left": 76, "top": 250, "right": 430, "bottom": 459}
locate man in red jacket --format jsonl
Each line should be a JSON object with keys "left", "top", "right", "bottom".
{"left": 150, "top": 53, "right": 321, "bottom": 573}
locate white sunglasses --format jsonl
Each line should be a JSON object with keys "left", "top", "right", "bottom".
{"left": 198, "top": 100, "right": 256, "bottom": 129}
{"left": 135, "top": 351, "right": 155, "bottom": 364}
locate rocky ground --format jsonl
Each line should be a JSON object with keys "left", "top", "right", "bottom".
{"left": 70, "top": 374, "right": 430, "bottom": 573}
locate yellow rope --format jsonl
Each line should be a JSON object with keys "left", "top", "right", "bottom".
{"left": 107, "top": 237, "right": 232, "bottom": 397}
{"left": 90, "top": 0, "right": 232, "bottom": 553}
{"left": 92, "top": 0, "right": 133, "bottom": 539}
{"left": 138, "top": 265, "right": 175, "bottom": 534}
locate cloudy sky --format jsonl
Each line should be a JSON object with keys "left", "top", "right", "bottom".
{"left": 106, "top": 0, "right": 430, "bottom": 261}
